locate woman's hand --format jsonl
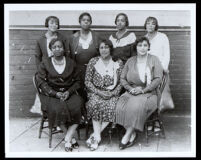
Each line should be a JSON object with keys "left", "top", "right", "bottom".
{"left": 56, "top": 92, "right": 63, "bottom": 99}
{"left": 61, "top": 91, "right": 70, "bottom": 101}
{"left": 97, "top": 90, "right": 112, "bottom": 99}
{"left": 129, "top": 87, "right": 144, "bottom": 95}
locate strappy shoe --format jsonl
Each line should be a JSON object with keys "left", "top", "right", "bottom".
{"left": 64, "top": 141, "right": 73, "bottom": 152}
{"left": 71, "top": 137, "right": 79, "bottom": 149}
{"left": 119, "top": 141, "right": 128, "bottom": 150}
{"left": 90, "top": 138, "right": 100, "bottom": 151}
{"left": 86, "top": 134, "right": 94, "bottom": 148}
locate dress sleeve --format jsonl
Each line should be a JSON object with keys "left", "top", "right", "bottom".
{"left": 120, "top": 59, "right": 134, "bottom": 92}
{"left": 143, "top": 56, "right": 163, "bottom": 93}
{"left": 161, "top": 34, "right": 170, "bottom": 70}
{"left": 36, "top": 62, "right": 57, "bottom": 97}
{"left": 35, "top": 40, "right": 42, "bottom": 70}
{"left": 111, "top": 60, "right": 124, "bottom": 96}
{"left": 67, "top": 61, "right": 81, "bottom": 95}
{"left": 85, "top": 58, "right": 101, "bottom": 94}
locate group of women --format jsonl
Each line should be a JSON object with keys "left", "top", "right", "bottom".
{"left": 34, "top": 12, "right": 174, "bottom": 152}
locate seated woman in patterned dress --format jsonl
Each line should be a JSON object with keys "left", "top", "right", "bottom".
{"left": 85, "top": 39, "right": 124, "bottom": 151}
{"left": 36, "top": 38, "right": 84, "bottom": 152}
{"left": 115, "top": 37, "right": 163, "bottom": 150}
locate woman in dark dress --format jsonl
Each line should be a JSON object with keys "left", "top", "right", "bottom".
{"left": 109, "top": 13, "right": 137, "bottom": 64}
{"left": 32, "top": 16, "right": 70, "bottom": 114}
{"left": 36, "top": 38, "right": 84, "bottom": 152}
{"left": 69, "top": 12, "right": 101, "bottom": 101}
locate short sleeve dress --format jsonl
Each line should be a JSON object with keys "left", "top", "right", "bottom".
{"left": 85, "top": 57, "right": 124, "bottom": 122}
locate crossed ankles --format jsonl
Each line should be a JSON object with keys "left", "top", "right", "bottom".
{"left": 64, "top": 137, "right": 79, "bottom": 152}
{"left": 86, "top": 134, "right": 101, "bottom": 151}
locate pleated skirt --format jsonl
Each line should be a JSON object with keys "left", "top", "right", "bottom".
{"left": 115, "top": 92, "right": 157, "bottom": 132}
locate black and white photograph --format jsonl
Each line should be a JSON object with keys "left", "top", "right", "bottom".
{"left": 4, "top": 3, "right": 196, "bottom": 158}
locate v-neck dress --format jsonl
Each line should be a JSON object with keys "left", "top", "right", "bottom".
{"left": 85, "top": 57, "right": 123, "bottom": 122}
{"left": 109, "top": 31, "right": 136, "bottom": 64}
{"left": 36, "top": 57, "right": 84, "bottom": 127}
{"left": 115, "top": 55, "right": 163, "bottom": 131}
{"left": 69, "top": 30, "right": 100, "bottom": 101}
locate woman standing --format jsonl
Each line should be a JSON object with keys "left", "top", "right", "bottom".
{"left": 109, "top": 13, "right": 137, "bottom": 64}
{"left": 85, "top": 40, "right": 123, "bottom": 151}
{"left": 69, "top": 12, "right": 100, "bottom": 101}
{"left": 35, "top": 16, "right": 70, "bottom": 69}
{"left": 144, "top": 16, "right": 174, "bottom": 112}
{"left": 36, "top": 38, "right": 84, "bottom": 152}
{"left": 115, "top": 37, "right": 163, "bottom": 150}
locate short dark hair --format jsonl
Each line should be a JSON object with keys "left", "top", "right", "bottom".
{"left": 45, "top": 16, "right": 60, "bottom": 29}
{"left": 133, "top": 36, "right": 150, "bottom": 52}
{"left": 115, "top": 13, "right": 129, "bottom": 27}
{"left": 144, "top": 16, "right": 159, "bottom": 31}
{"left": 49, "top": 38, "right": 65, "bottom": 51}
{"left": 79, "top": 12, "right": 92, "bottom": 24}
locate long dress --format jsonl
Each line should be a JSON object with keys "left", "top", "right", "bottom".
{"left": 109, "top": 31, "right": 136, "bottom": 64}
{"left": 145, "top": 31, "right": 174, "bottom": 111}
{"left": 115, "top": 55, "right": 163, "bottom": 131}
{"left": 31, "top": 32, "right": 70, "bottom": 114}
{"left": 69, "top": 30, "right": 100, "bottom": 101}
{"left": 36, "top": 57, "right": 84, "bottom": 128}
{"left": 85, "top": 57, "right": 123, "bottom": 122}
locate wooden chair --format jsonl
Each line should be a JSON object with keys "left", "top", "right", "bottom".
{"left": 144, "top": 73, "right": 168, "bottom": 144}
{"left": 33, "top": 73, "right": 81, "bottom": 148}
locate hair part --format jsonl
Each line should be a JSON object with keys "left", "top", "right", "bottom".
{"left": 45, "top": 16, "right": 60, "bottom": 29}
{"left": 144, "top": 16, "right": 159, "bottom": 31}
{"left": 133, "top": 36, "right": 150, "bottom": 52}
{"left": 115, "top": 13, "right": 129, "bottom": 27}
{"left": 79, "top": 12, "right": 92, "bottom": 24}
{"left": 49, "top": 38, "right": 65, "bottom": 51}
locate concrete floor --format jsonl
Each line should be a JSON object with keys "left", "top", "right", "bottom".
{"left": 6, "top": 113, "right": 195, "bottom": 157}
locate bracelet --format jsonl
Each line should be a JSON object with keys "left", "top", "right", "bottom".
{"left": 141, "top": 90, "right": 144, "bottom": 94}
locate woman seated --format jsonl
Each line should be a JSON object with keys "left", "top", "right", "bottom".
{"left": 36, "top": 38, "right": 84, "bottom": 152}
{"left": 115, "top": 37, "right": 163, "bottom": 150}
{"left": 85, "top": 39, "right": 123, "bottom": 151}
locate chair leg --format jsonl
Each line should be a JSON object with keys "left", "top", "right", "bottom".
{"left": 39, "top": 116, "right": 45, "bottom": 138}
{"left": 85, "top": 121, "right": 90, "bottom": 140}
{"left": 49, "top": 127, "right": 52, "bottom": 148}
{"left": 159, "top": 120, "right": 166, "bottom": 138}
{"left": 108, "top": 126, "right": 112, "bottom": 144}
{"left": 77, "top": 127, "right": 80, "bottom": 140}
{"left": 144, "top": 123, "right": 148, "bottom": 144}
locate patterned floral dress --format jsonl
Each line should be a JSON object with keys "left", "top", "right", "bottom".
{"left": 85, "top": 57, "right": 123, "bottom": 122}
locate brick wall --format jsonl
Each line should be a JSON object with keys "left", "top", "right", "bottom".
{"left": 8, "top": 28, "right": 191, "bottom": 117}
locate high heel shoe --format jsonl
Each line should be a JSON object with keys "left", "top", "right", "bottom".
{"left": 71, "top": 137, "right": 79, "bottom": 149}
{"left": 126, "top": 134, "right": 138, "bottom": 148}
{"left": 64, "top": 141, "right": 73, "bottom": 152}
{"left": 119, "top": 141, "right": 128, "bottom": 150}
{"left": 90, "top": 138, "right": 101, "bottom": 151}
{"left": 86, "top": 134, "right": 94, "bottom": 148}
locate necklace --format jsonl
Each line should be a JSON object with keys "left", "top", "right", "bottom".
{"left": 53, "top": 57, "right": 65, "bottom": 65}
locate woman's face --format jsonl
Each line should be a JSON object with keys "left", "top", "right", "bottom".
{"left": 51, "top": 41, "right": 64, "bottom": 57}
{"left": 48, "top": 18, "right": 59, "bottom": 32}
{"left": 136, "top": 40, "right": 149, "bottom": 56}
{"left": 146, "top": 19, "right": 157, "bottom": 33}
{"left": 80, "top": 15, "right": 91, "bottom": 30}
{"left": 99, "top": 42, "right": 111, "bottom": 59}
{"left": 116, "top": 15, "right": 127, "bottom": 30}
